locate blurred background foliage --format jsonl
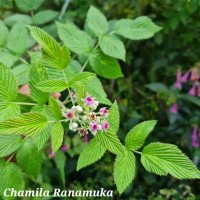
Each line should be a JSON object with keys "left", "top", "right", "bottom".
{"left": 0, "top": 0, "right": 200, "bottom": 199}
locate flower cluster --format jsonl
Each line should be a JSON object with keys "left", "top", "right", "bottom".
{"left": 62, "top": 93, "right": 109, "bottom": 136}
{"left": 170, "top": 67, "right": 200, "bottom": 114}
{"left": 174, "top": 67, "right": 200, "bottom": 96}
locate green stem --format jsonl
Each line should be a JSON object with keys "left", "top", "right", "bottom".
{"left": 48, "top": 119, "right": 67, "bottom": 123}
{"left": 57, "top": 99, "right": 67, "bottom": 111}
{"left": 0, "top": 102, "right": 37, "bottom": 106}
{"left": 81, "top": 42, "right": 100, "bottom": 72}
{"left": 15, "top": 102, "right": 37, "bottom": 106}
{"left": 6, "top": 153, "right": 15, "bottom": 163}
{"left": 19, "top": 57, "right": 29, "bottom": 64}
{"left": 133, "top": 150, "right": 142, "bottom": 155}
{"left": 62, "top": 70, "right": 75, "bottom": 106}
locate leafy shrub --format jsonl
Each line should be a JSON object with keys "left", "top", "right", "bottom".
{"left": 0, "top": 4, "right": 200, "bottom": 199}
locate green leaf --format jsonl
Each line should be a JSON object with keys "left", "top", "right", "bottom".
{"left": 86, "top": 6, "right": 108, "bottom": 37}
{"left": 27, "top": 25, "right": 70, "bottom": 70}
{"left": 0, "top": 20, "right": 9, "bottom": 46}
{"left": 46, "top": 59, "right": 82, "bottom": 81}
{"left": 54, "top": 151, "right": 66, "bottom": 186}
{"left": 0, "top": 50, "right": 18, "bottom": 67}
{"left": 0, "top": 112, "right": 48, "bottom": 136}
{"left": 141, "top": 142, "right": 200, "bottom": 179}
{"left": 125, "top": 120, "right": 157, "bottom": 151}
{"left": 12, "top": 64, "right": 31, "bottom": 86}
{"left": 57, "top": 22, "right": 94, "bottom": 55}
{"left": 0, "top": 162, "right": 25, "bottom": 199}
{"left": 49, "top": 97, "right": 62, "bottom": 120}
{"left": 6, "top": 22, "right": 28, "bottom": 55}
{"left": 114, "top": 150, "right": 136, "bottom": 194}
{"left": 0, "top": 102, "right": 21, "bottom": 121}
{"left": 115, "top": 16, "right": 162, "bottom": 40}
{"left": 33, "top": 10, "right": 58, "bottom": 25}
{"left": 16, "top": 138, "right": 42, "bottom": 179}
{"left": 179, "top": 94, "right": 200, "bottom": 107}
{"left": 145, "top": 83, "right": 168, "bottom": 93}
{"left": 77, "top": 138, "right": 106, "bottom": 171}
{"left": 36, "top": 80, "right": 68, "bottom": 93}
{"left": 75, "top": 82, "right": 87, "bottom": 107}
{"left": 29, "top": 62, "right": 49, "bottom": 104}
{"left": 0, "top": 62, "right": 18, "bottom": 101}
{"left": 15, "top": 0, "right": 45, "bottom": 11}
{"left": 85, "top": 77, "right": 111, "bottom": 105}
{"left": 107, "top": 101, "right": 120, "bottom": 132}
{"left": 95, "top": 130, "right": 125, "bottom": 155}
{"left": 99, "top": 34, "right": 125, "bottom": 61}
{"left": 0, "top": 134, "right": 23, "bottom": 157}
{"left": 51, "top": 122, "right": 64, "bottom": 153}
{"left": 89, "top": 50, "right": 123, "bottom": 79}
{"left": 69, "top": 72, "right": 96, "bottom": 87}
{"left": 32, "top": 123, "right": 52, "bottom": 150}
{"left": 4, "top": 14, "right": 33, "bottom": 27}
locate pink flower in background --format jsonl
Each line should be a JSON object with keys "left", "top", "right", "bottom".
{"left": 190, "top": 68, "right": 199, "bottom": 81}
{"left": 188, "top": 83, "right": 196, "bottom": 96}
{"left": 198, "top": 85, "right": 200, "bottom": 97}
{"left": 60, "top": 144, "right": 68, "bottom": 152}
{"left": 181, "top": 71, "right": 190, "bottom": 82}
{"left": 174, "top": 68, "right": 182, "bottom": 89}
{"left": 83, "top": 135, "right": 88, "bottom": 143}
{"left": 48, "top": 151, "right": 55, "bottom": 159}
{"left": 101, "top": 121, "right": 109, "bottom": 131}
{"left": 170, "top": 103, "right": 177, "bottom": 114}
{"left": 191, "top": 127, "right": 199, "bottom": 148}
{"left": 84, "top": 95, "right": 94, "bottom": 107}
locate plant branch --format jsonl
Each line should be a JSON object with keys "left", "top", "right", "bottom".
{"left": 59, "top": 0, "right": 71, "bottom": 20}
{"left": 62, "top": 70, "right": 75, "bottom": 106}
{"left": 133, "top": 150, "right": 142, "bottom": 155}
{"left": 81, "top": 42, "right": 100, "bottom": 72}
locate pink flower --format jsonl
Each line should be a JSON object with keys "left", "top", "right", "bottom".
{"left": 48, "top": 151, "right": 55, "bottom": 159}
{"left": 84, "top": 95, "right": 94, "bottom": 107}
{"left": 83, "top": 135, "right": 88, "bottom": 143}
{"left": 170, "top": 103, "right": 177, "bottom": 114}
{"left": 174, "top": 68, "right": 182, "bottom": 89}
{"left": 198, "top": 85, "right": 200, "bottom": 97}
{"left": 66, "top": 109, "right": 73, "bottom": 119}
{"left": 191, "top": 127, "right": 199, "bottom": 148}
{"left": 99, "top": 107, "right": 108, "bottom": 117}
{"left": 79, "top": 128, "right": 88, "bottom": 136}
{"left": 60, "top": 144, "right": 68, "bottom": 152}
{"left": 101, "top": 121, "right": 109, "bottom": 131}
{"left": 188, "top": 84, "right": 196, "bottom": 96}
{"left": 181, "top": 71, "right": 190, "bottom": 82}
{"left": 89, "top": 121, "right": 98, "bottom": 133}
{"left": 190, "top": 68, "right": 199, "bottom": 81}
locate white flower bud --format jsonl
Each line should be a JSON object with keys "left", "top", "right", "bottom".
{"left": 98, "top": 124, "right": 102, "bottom": 130}
{"left": 69, "top": 122, "right": 78, "bottom": 131}
{"left": 75, "top": 105, "right": 83, "bottom": 113}
{"left": 82, "top": 115, "right": 88, "bottom": 122}
{"left": 91, "top": 101, "right": 99, "bottom": 110}
{"left": 96, "top": 116, "right": 101, "bottom": 123}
